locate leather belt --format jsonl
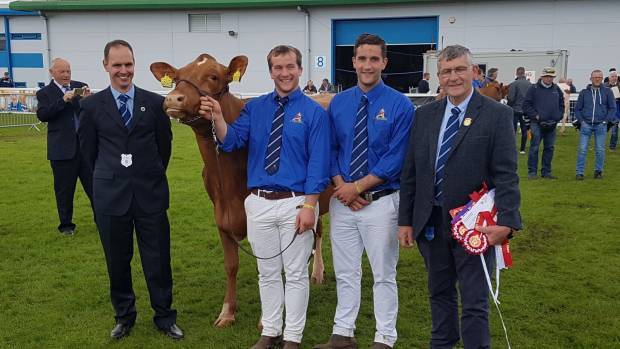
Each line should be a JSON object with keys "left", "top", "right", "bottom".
{"left": 361, "top": 189, "right": 396, "bottom": 203}
{"left": 251, "top": 188, "right": 304, "bottom": 200}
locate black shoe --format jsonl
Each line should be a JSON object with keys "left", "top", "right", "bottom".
{"left": 541, "top": 174, "right": 558, "bottom": 180}
{"left": 159, "top": 323, "right": 184, "bottom": 340}
{"left": 576, "top": 174, "right": 584, "bottom": 181}
{"left": 110, "top": 323, "right": 133, "bottom": 339}
{"left": 594, "top": 171, "right": 603, "bottom": 179}
{"left": 59, "top": 228, "right": 75, "bottom": 236}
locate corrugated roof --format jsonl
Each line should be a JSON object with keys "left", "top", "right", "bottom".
{"left": 10, "top": 0, "right": 441, "bottom": 12}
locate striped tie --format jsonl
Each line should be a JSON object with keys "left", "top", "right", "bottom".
{"left": 434, "top": 106, "right": 462, "bottom": 204}
{"left": 264, "top": 96, "right": 288, "bottom": 175}
{"left": 349, "top": 94, "right": 369, "bottom": 180}
{"left": 117, "top": 94, "right": 132, "bottom": 129}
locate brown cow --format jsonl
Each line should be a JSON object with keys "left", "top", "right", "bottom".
{"left": 478, "top": 80, "right": 510, "bottom": 101}
{"left": 150, "top": 54, "right": 332, "bottom": 328}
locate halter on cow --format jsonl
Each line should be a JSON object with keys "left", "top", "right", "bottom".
{"left": 150, "top": 54, "right": 332, "bottom": 328}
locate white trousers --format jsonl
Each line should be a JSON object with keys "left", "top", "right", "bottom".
{"left": 245, "top": 193, "right": 316, "bottom": 343}
{"left": 329, "top": 192, "right": 400, "bottom": 347}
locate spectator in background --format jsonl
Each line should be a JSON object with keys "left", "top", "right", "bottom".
{"left": 303, "top": 79, "right": 318, "bottom": 94}
{"left": 0, "top": 72, "right": 14, "bottom": 87}
{"left": 605, "top": 71, "right": 620, "bottom": 151}
{"left": 507, "top": 66, "right": 532, "bottom": 154}
{"left": 604, "top": 67, "right": 616, "bottom": 84}
{"left": 567, "top": 78, "right": 577, "bottom": 93}
{"left": 523, "top": 67, "right": 564, "bottom": 180}
{"left": 574, "top": 69, "right": 616, "bottom": 180}
{"left": 472, "top": 64, "right": 484, "bottom": 89}
{"left": 319, "top": 78, "right": 333, "bottom": 93}
{"left": 482, "top": 67, "right": 498, "bottom": 86}
{"left": 417, "top": 72, "right": 430, "bottom": 93}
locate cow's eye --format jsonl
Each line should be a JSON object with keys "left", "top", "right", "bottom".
{"left": 210, "top": 75, "right": 218, "bottom": 81}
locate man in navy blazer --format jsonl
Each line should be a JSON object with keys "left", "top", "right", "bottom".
{"left": 78, "top": 40, "right": 183, "bottom": 340}
{"left": 36, "top": 58, "right": 94, "bottom": 235}
{"left": 398, "top": 45, "right": 521, "bottom": 349}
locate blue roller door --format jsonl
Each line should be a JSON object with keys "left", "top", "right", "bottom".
{"left": 333, "top": 17, "right": 438, "bottom": 46}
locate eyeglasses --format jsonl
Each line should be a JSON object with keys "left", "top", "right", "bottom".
{"left": 439, "top": 66, "right": 470, "bottom": 78}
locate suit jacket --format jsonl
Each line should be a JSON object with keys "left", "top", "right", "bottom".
{"left": 78, "top": 86, "right": 172, "bottom": 216}
{"left": 36, "top": 80, "right": 88, "bottom": 160}
{"left": 418, "top": 79, "right": 430, "bottom": 93}
{"left": 398, "top": 90, "right": 522, "bottom": 238}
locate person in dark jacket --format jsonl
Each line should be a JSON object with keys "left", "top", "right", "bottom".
{"left": 567, "top": 78, "right": 577, "bottom": 93}
{"left": 36, "top": 58, "right": 94, "bottom": 235}
{"left": 507, "top": 66, "right": 532, "bottom": 153}
{"left": 417, "top": 72, "right": 430, "bottom": 93}
{"left": 522, "top": 67, "right": 564, "bottom": 180}
{"left": 574, "top": 69, "right": 616, "bottom": 180}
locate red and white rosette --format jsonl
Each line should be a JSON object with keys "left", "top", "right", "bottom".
{"left": 462, "top": 229, "right": 489, "bottom": 255}
{"left": 451, "top": 221, "right": 469, "bottom": 243}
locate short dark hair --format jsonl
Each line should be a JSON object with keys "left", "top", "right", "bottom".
{"left": 516, "top": 66, "right": 525, "bottom": 75}
{"left": 267, "top": 45, "right": 302, "bottom": 70}
{"left": 354, "top": 33, "right": 387, "bottom": 58}
{"left": 104, "top": 40, "right": 134, "bottom": 62}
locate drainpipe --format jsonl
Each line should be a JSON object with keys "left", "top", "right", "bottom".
{"left": 297, "top": 6, "right": 310, "bottom": 84}
{"left": 40, "top": 11, "right": 51, "bottom": 82}
{"left": 4, "top": 16, "right": 13, "bottom": 80}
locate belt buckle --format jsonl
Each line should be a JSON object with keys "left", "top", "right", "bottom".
{"left": 363, "top": 192, "right": 374, "bottom": 203}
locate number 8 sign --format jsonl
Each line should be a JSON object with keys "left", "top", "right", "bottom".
{"left": 314, "top": 56, "right": 326, "bottom": 69}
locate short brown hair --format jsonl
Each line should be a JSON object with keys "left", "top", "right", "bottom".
{"left": 104, "top": 39, "right": 134, "bottom": 62}
{"left": 267, "top": 45, "right": 302, "bottom": 70}
{"left": 354, "top": 33, "right": 387, "bottom": 58}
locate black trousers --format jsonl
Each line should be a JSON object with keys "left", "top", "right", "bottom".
{"left": 50, "top": 152, "right": 94, "bottom": 231}
{"left": 513, "top": 110, "right": 529, "bottom": 152}
{"left": 96, "top": 200, "right": 176, "bottom": 329}
{"left": 417, "top": 206, "right": 494, "bottom": 349}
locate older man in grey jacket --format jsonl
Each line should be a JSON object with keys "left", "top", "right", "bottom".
{"left": 507, "top": 66, "right": 532, "bottom": 154}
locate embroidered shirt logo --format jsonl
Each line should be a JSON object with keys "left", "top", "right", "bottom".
{"left": 375, "top": 108, "right": 387, "bottom": 120}
{"left": 292, "top": 112, "right": 303, "bottom": 123}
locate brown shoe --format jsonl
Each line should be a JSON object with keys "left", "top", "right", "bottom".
{"left": 283, "top": 341, "right": 300, "bottom": 349}
{"left": 313, "top": 334, "right": 357, "bottom": 349}
{"left": 370, "top": 342, "right": 392, "bottom": 349}
{"left": 250, "top": 335, "right": 283, "bottom": 349}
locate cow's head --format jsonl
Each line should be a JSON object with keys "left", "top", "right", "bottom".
{"left": 150, "top": 54, "right": 248, "bottom": 121}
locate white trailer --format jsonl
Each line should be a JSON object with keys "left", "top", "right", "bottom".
{"left": 423, "top": 50, "right": 569, "bottom": 92}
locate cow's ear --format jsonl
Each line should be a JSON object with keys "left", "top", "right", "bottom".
{"left": 226, "top": 55, "right": 248, "bottom": 83}
{"left": 150, "top": 62, "right": 177, "bottom": 81}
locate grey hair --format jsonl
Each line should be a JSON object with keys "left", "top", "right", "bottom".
{"left": 436, "top": 45, "right": 473, "bottom": 70}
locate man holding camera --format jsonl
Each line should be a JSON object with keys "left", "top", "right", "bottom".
{"left": 523, "top": 67, "right": 565, "bottom": 180}
{"left": 36, "top": 57, "right": 94, "bottom": 235}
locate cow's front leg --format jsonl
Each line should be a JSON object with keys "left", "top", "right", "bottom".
{"left": 311, "top": 218, "right": 325, "bottom": 284}
{"left": 214, "top": 229, "right": 238, "bottom": 328}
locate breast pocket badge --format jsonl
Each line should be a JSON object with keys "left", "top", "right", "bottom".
{"left": 121, "top": 153, "right": 133, "bottom": 167}
{"left": 292, "top": 112, "right": 303, "bottom": 123}
{"left": 375, "top": 108, "right": 387, "bottom": 121}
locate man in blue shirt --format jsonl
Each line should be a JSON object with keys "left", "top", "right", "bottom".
{"left": 314, "top": 34, "right": 414, "bottom": 349}
{"left": 200, "top": 45, "right": 330, "bottom": 349}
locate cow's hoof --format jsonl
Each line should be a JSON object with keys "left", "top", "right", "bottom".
{"left": 311, "top": 269, "right": 325, "bottom": 284}
{"left": 213, "top": 315, "right": 235, "bottom": 328}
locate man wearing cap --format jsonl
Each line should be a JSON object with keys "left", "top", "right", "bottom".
{"left": 523, "top": 67, "right": 565, "bottom": 180}
{"left": 574, "top": 69, "right": 616, "bottom": 180}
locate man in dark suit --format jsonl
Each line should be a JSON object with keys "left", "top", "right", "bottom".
{"left": 36, "top": 58, "right": 94, "bottom": 235}
{"left": 397, "top": 45, "right": 522, "bottom": 349}
{"left": 418, "top": 72, "right": 431, "bottom": 93}
{"left": 78, "top": 39, "right": 183, "bottom": 340}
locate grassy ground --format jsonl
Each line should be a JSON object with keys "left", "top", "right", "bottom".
{"left": 0, "top": 123, "right": 618, "bottom": 349}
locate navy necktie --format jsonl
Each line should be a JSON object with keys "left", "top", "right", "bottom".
{"left": 118, "top": 94, "right": 132, "bottom": 129}
{"left": 349, "top": 94, "right": 369, "bottom": 180}
{"left": 264, "top": 96, "right": 288, "bottom": 175}
{"left": 434, "top": 106, "right": 462, "bottom": 204}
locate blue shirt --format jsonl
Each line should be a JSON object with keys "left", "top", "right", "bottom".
{"left": 329, "top": 80, "right": 415, "bottom": 191}
{"left": 110, "top": 85, "right": 135, "bottom": 114}
{"left": 221, "top": 88, "right": 330, "bottom": 194}
{"left": 435, "top": 89, "right": 474, "bottom": 169}
{"left": 472, "top": 80, "right": 484, "bottom": 89}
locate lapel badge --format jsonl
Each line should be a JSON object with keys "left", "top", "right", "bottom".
{"left": 120, "top": 154, "right": 133, "bottom": 167}
{"left": 463, "top": 117, "right": 472, "bottom": 126}
{"left": 375, "top": 108, "right": 386, "bottom": 120}
{"left": 292, "top": 112, "right": 303, "bottom": 123}
{"left": 140, "top": 106, "right": 146, "bottom": 112}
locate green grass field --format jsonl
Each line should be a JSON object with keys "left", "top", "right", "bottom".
{"left": 1, "top": 123, "right": 618, "bottom": 349}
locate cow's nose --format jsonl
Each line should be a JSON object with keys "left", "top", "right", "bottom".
{"left": 166, "top": 94, "right": 185, "bottom": 104}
